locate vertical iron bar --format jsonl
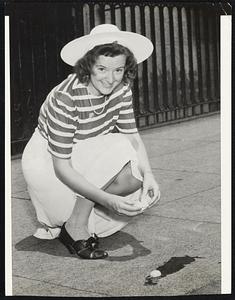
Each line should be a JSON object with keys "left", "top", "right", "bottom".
{"left": 194, "top": 8, "right": 203, "bottom": 102}
{"left": 216, "top": 8, "right": 220, "bottom": 89}
{"left": 159, "top": 6, "right": 168, "bottom": 110}
{"left": 213, "top": 9, "right": 220, "bottom": 100}
{"left": 199, "top": 10, "right": 206, "bottom": 103}
{"left": 203, "top": 8, "right": 212, "bottom": 100}
{"left": 168, "top": 6, "right": 177, "bottom": 108}
{"left": 110, "top": 3, "right": 116, "bottom": 24}
{"left": 186, "top": 7, "right": 195, "bottom": 105}
{"left": 144, "top": 5, "right": 154, "bottom": 114}
{"left": 130, "top": 5, "right": 140, "bottom": 116}
{"left": 98, "top": 3, "right": 105, "bottom": 23}
{"left": 71, "top": 5, "right": 77, "bottom": 36}
{"left": 83, "top": 3, "right": 90, "bottom": 34}
{"left": 177, "top": 6, "right": 186, "bottom": 108}
{"left": 120, "top": 4, "right": 126, "bottom": 30}
{"left": 89, "top": 3, "right": 95, "bottom": 30}
{"left": 76, "top": 3, "right": 84, "bottom": 36}
{"left": 140, "top": 4, "right": 149, "bottom": 113}
{"left": 150, "top": 4, "right": 159, "bottom": 112}
{"left": 28, "top": 10, "right": 37, "bottom": 124}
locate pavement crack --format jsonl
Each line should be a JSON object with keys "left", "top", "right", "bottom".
{"left": 151, "top": 167, "right": 220, "bottom": 175}
{"left": 186, "top": 280, "right": 221, "bottom": 295}
{"left": 13, "top": 274, "right": 112, "bottom": 297}
{"left": 143, "top": 213, "right": 220, "bottom": 225}
{"left": 12, "top": 196, "right": 30, "bottom": 201}
{"left": 158, "top": 185, "right": 220, "bottom": 207}
{"left": 12, "top": 189, "right": 27, "bottom": 193}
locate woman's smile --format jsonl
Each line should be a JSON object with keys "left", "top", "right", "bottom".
{"left": 88, "top": 55, "right": 126, "bottom": 96}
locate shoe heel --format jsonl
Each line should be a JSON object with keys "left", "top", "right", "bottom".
{"left": 64, "top": 243, "right": 75, "bottom": 254}
{"left": 59, "top": 235, "right": 75, "bottom": 254}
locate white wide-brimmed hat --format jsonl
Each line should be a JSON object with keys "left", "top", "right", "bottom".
{"left": 60, "top": 24, "right": 154, "bottom": 66}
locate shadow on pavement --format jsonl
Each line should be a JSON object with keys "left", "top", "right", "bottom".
{"left": 101, "top": 231, "right": 151, "bottom": 262}
{"left": 15, "top": 231, "right": 151, "bottom": 261}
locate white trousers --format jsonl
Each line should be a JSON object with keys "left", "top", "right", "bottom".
{"left": 21, "top": 129, "right": 144, "bottom": 238}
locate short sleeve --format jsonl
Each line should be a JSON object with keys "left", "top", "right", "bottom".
{"left": 115, "top": 86, "right": 138, "bottom": 134}
{"left": 46, "top": 90, "right": 78, "bottom": 159}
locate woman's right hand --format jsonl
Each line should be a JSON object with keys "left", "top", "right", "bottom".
{"left": 104, "top": 194, "right": 143, "bottom": 216}
{"left": 52, "top": 157, "right": 143, "bottom": 216}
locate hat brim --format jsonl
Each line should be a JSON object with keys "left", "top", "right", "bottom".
{"left": 60, "top": 31, "right": 153, "bottom": 66}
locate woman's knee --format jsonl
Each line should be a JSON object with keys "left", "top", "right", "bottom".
{"left": 112, "top": 163, "right": 142, "bottom": 192}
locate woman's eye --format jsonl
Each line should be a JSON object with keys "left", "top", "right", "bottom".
{"left": 97, "top": 67, "right": 105, "bottom": 72}
{"left": 116, "top": 68, "right": 124, "bottom": 73}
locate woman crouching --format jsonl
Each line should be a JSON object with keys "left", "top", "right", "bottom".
{"left": 22, "top": 24, "right": 160, "bottom": 259}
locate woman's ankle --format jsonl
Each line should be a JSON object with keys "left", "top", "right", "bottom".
{"left": 65, "top": 222, "right": 90, "bottom": 241}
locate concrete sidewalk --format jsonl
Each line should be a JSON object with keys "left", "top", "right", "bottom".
{"left": 10, "top": 114, "right": 221, "bottom": 297}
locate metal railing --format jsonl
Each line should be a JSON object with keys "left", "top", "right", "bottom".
{"left": 7, "top": 1, "right": 228, "bottom": 155}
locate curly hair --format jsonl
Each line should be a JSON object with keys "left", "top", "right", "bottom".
{"left": 74, "top": 42, "right": 137, "bottom": 86}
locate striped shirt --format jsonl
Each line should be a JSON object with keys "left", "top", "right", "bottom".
{"left": 37, "top": 73, "right": 138, "bottom": 159}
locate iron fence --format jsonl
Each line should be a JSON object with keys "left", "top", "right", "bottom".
{"left": 7, "top": 1, "right": 228, "bottom": 155}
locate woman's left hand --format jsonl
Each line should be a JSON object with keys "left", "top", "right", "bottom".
{"left": 140, "top": 171, "right": 160, "bottom": 205}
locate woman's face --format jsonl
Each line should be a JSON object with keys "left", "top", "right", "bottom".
{"left": 89, "top": 54, "right": 126, "bottom": 96}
